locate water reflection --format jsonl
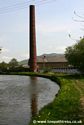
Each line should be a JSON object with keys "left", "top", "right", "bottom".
{"left": 30, "top": 77, "right": 38, "bottom": 117}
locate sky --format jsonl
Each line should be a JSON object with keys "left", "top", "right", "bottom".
{"left": 0, "top": 0, "right": 84, "bottom": 62}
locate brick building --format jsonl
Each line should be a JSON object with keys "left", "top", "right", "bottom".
{"left": 37, "top": 54, "right": 68, "bottom": 69}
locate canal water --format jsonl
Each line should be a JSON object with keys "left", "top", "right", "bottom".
{"left": 0, "top": 75, "right": 59, "bottom": 125}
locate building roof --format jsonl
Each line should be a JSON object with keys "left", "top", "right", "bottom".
{"left": 37, "top": 54, "right": 67, "bottom": 62}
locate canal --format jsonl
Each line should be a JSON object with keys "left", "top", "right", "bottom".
{"left": 0, "top": 75, "right": 59, "bottom": 125}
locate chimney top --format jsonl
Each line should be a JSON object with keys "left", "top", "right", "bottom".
{"left": 30, "top": 5, "right": 35, "bottom": 7}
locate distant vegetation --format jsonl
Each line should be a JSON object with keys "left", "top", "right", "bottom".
{"left": 65, "top": 37, "right": 84, "bottom": 73}
{"left": 0, "top": 58, "right": 29, "bottom": 73}
{"left": 0, "top": 48, "right": 1, "bottom": 52}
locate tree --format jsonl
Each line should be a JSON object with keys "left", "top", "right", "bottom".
{"left": 0, "top": 48, "right": 2, "bottom": 53}
{"left": 0, "top": 61, "right": 8, "bottom": 72}
{"left": 8, "top": 58, "right": 18, "bottom": 69}
{"left": 65, "top": 38, "right": 84, "bottom": 72}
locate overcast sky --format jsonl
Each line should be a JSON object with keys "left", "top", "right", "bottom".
{"left": 0, "top": 0, "right": 84, "bottom": 62}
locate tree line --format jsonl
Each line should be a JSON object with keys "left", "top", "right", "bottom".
{"left": 65, "top": 37, "right": 84, "bottom": 73}
{"left": 0, "top": 58, "right": 29, "bottom": 73}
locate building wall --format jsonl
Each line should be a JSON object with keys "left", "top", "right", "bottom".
{"left": 37, "top": 62, "right": 68, "bottom": 69}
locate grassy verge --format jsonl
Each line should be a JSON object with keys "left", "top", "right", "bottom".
{"left": 28, "top": 73, "right": 84, "bottom": 125}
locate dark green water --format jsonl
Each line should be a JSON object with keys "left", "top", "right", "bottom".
{"left": 0, "top": 75, "right": 59, "bottom": 125}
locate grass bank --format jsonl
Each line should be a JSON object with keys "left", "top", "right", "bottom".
{"left": 28, "top": 73, "right": 84, "bottom": 125}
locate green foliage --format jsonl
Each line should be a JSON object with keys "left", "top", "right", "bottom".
{"left": 0, "top": 58, "right": 29, "bottom": 73}
{"left": 8, "top": 58, "right": 18, "bottom": 69}
{"left": 43, "top": 67, "right": 51, "bottom": 73}
{"left": 0, "top": 61, "right": 8, "bottom": 72}
{"left": 65, "top": 38, "right": 84, "bottom": 72}
{"left": 0, "top": 48, "right": 1, "bottom": 50}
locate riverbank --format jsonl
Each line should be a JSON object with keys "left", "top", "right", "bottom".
{"left": 1, "top": 72, "right": 84, "bottom": 124}
{"left": 28, "top": 73, "right": 84, "bottom": 125}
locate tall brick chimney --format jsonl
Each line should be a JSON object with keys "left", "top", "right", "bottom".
{"left": 29, "top": 5, "right": 37, "bottom": 72}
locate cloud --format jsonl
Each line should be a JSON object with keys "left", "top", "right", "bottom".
{"left": 56, "top": 46, "right": 67, "bottom": 53}
{"left": 0, "top": 56, "right": 12, "bottom": 63}
{"left": 1, "top": 47, "right": 10, "bottom": 53}
{"left": 48, "top": 45, "right": 66, "bottom": 53}
{"left": 22, "top": 54, "right": 29, "bottom": 58}
{"left": 1, "top": 56, "right": 11, "bottom": 60}
{"left": 37, "top": 22, "right": 78, "bottom": 34}
{"left": 17, "top": 54, "right": 29, "bottom": 60}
